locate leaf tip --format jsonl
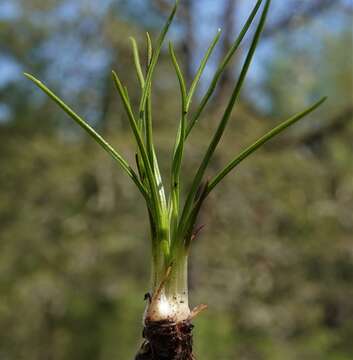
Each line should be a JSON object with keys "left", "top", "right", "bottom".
{"left": 23, "top": 72, "right": 36, "bottom": 81}
{"left": 314, "top": 96, "right": 328, "bottom": 109}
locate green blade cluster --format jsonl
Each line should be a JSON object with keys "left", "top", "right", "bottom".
{"left": 25, "top": 0, "right": 326, "bottom": 264}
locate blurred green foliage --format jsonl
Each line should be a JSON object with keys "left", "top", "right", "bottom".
{"left": 0, "top": 0, "right": 352, "bottom": 359}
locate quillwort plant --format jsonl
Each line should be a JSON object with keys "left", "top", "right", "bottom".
{"left": 25, "top": 0, "right": 326, "bottom": 358}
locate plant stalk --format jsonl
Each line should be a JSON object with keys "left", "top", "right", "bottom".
{"left": 147, "top": 253, "right": 190, "bottom": 322}
{"left": 136, "top": 249, "right": 193, "bottom": 360}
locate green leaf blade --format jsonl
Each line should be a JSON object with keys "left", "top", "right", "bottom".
{"left": 207, "top": 97, "right": 327, "bottom": 194}
{"left": 169, "top": 42, "right": 188, "bottom": 242}
{"left": 112, "top": 70, "right": 164, "bottom": 223}
{"left": 129, "top": 36, "right": 145, "bottom": 90}
{"left": 169, "top": 42, "right": 187, "bottom": 112}
{"left": 139, "top": 0, "right": 179, "bottom": 114}
{"left": 24, "top": 73, "right": 149, "bottom": 200}
{"left": 178, "top": 0, "right": 271, "bottom": 238}
{"left": 186, "top": 0, "right": 264, "bottom": 136}
{"left": 186, "top": 28, "right": 222, "bottom": 111}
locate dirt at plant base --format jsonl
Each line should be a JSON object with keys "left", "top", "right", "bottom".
{"left": 135, "top": 319, "right": 194, "bottom": 360}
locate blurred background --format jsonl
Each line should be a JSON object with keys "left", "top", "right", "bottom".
{"left": 0, "top": 0, "right": 352, "bottom": 359}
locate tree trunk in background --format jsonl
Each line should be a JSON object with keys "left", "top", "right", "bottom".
{"left": 181, "top": 0, "right": 194, "bottom": 85}
{"left": 216, "top": 0, "right": 239, "bottom": 100}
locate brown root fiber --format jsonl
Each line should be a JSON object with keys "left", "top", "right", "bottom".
{"left": 135, "top": 319, "right": 194, "bottom": 360}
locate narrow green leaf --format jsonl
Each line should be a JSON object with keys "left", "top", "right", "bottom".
{"left": 207, "top": 97, "right": 327, "bottom": 194}
{"left": 129, "top": 36, "right": 145, "bottom": 89}
{"left": 152, "top": 148, "right": 167, "bottom": 209}
{"left": 138, "top": 1, "right": 179, "bottom": 217}
{"left": 146, "top": 89, "right": 167, "bottom": 210}
{"left": 112, "top": 71, "right": 140, "bottom": 136}
{"left": 145, "top": 86, "right": 154, "bottom": 161}
{"left": 144, "top": 54, "right": 166, "bottom": 211}
{"left": 186, "top": 28, "right": 222, "bottom": 110}
{"left": 143, "top": 89, "right": 168, "bottom": 213}
{"left": 112, "top": 70, "right": 163, "bottom": 224}
{"left": 169, "top": 42, "right": 187, "bottom": 111}
{"left": 146, "top": 32, "right": 153, "bottom": 70}
{"left": 169, "top": 42, "right": 188, "bottom": 241}
{"left": 123, "top": 86, "right": 131, "bottom": 104}
{"left": 186, "top": 0, "right": 263, "bottom": 137}
{"left": 139, "top": 0, "right": 179, "bottom": 114}
{"left": 129, "top": 37, "right": 148, "bottom": 179}
{"left": 178, "top": 0, "right": 271, "bottom": 236}
{"left": 24, "top": 73, "right": 149, "bottom": 201}
{"left": 143, "top": 32, "right": 154, "bottom": 164}
{"left": 135, "top": 153, "right": 146, "bottom": 183}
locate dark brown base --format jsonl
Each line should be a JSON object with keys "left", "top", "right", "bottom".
{"left": 135, "top": 319, "right": 194, "bottom": 360}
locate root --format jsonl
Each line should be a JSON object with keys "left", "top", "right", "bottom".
{"left": 135, "top": 319, "right": 194, "bottom": 360}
